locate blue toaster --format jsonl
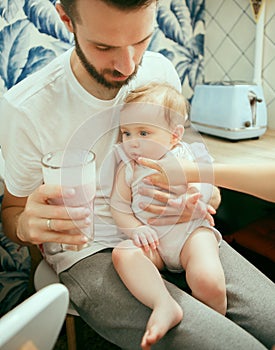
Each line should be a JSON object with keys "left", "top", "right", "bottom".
{"left": 190, "top": 82, "right": 267, "bottom": 140}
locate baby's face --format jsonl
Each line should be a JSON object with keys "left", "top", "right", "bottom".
{"left": 120, "top": 103, "right": 174, "bottom": 160}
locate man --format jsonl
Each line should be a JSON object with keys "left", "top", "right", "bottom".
{"left": 0, "top": 1, "right": 274, "bottom": 349}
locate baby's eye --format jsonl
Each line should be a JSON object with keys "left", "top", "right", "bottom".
{"left": 122, "top": 131, "right": 131, "bottom": 137}
{"left": 139, "top": 130, "right": 149, "bottom": 136}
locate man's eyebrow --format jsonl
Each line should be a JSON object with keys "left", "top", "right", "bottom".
{"left": 91, "top": 31, "right": 155, "bottom": 48}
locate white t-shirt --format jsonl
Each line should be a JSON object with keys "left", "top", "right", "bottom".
{"left": 0, "top": 47, "right": 181, "bottom": 273}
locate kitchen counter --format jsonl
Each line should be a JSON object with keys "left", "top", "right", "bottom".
{"left": 184, "top": 128, "right": 275, "bottom": 164}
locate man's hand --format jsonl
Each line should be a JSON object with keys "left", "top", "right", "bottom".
{"left": 138, "top": 187, "right": 215, "bottom": 226}
{"left": 137, "top": 156, "right": 214, "bottom": 187}
{"left": 137, "top": 156, "right": 191, "bottom": 189}
{"left": 136, "top": 157, "right": 216, "bottom": 226}
{"left": 3, "top": 184, "right": 91, "bottom": 246}
{"left": 168, "top": 191, "right": 216, "bottom": 226}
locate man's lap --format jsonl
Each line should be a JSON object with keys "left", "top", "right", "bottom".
{"left": 60, "top": 242, "right": 275, "bottom": 349}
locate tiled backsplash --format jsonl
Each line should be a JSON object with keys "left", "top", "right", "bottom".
{"left": 205, "top": 0, "right": 275, "bottom": 129}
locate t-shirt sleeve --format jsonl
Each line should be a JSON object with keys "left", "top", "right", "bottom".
{"left": 0, "top": 98, "right": 43, "bottom": 197}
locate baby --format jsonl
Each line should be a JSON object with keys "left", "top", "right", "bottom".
{"left": 111, "top": 82, "right": 226, "bottom": 350}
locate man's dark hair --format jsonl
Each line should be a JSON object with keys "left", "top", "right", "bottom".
{"left": 60, "top": 0, "right": 156, "bottom": 24}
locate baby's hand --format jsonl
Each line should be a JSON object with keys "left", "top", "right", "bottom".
{"left": 130, "top": 225, "right": 159, "bottom": 251}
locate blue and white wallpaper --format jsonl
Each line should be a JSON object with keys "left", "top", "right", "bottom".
{"left": 0, "top": 0, "right": 73, "bottom": 95}
{"left": 0, "top": 0, "right": 205, "bottom": 97}
{"left": 0, "top": 0, "right": 204, "bottom": 313}
{"left": 149, "top": 0, "right": 205, "bottom": 98}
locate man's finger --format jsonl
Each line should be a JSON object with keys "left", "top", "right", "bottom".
{"left": 140, "top": 202, "right": 184, "bottom": 216}
{"left": 37, "top": 184, "right": 75, "bottom": 202}
{"left": 187, "top": 193, "right": 202, "bottom": 206}
{"left": 137, "top": 157, "right": 162, "bottom": 172}
{"left": 138, "top": 186, "right": 171, "bottom": 203}
{"left": 143, "top": 174, "right": 166, "bottom": 186}
{"left": 205, "top": 212, "right": 215, "bottom": 226}
{"left": 140, "top": 202, "right": 165, "bottom": 215}
{"left": 148, "top": 215, "right": 181, "bottom": 226}
{"left": 207, "top": 204, "right": 216, "bottom": 215}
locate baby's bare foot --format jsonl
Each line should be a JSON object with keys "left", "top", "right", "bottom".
{"left": 141, "top": 298, "right": 183, "bottom": 350}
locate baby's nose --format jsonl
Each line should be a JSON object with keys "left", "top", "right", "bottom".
{"left": 130, "top": 138, "right": 140, "bottom": 148}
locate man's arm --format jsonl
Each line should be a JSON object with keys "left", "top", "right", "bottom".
{"left": 137, "top": 157, "right": 275, "bottom": 203}
{"left": 1, "top": 187, "right": 27, "bottom": 245}
{"left": 213, "top": 163, "right": 275, "bottom": 202}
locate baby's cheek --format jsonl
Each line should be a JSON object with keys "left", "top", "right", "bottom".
{"left": 144, "top": 141, "right": 169, "bottom": 160}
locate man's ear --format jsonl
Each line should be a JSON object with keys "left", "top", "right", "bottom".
{"left": 56, "top": 3, "right": 74, "bottom": 33}
{"left": 171, "top": 124, "right": 184, "bottom": 145}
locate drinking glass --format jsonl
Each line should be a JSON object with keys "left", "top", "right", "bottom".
{"left": 41, "top": 149, "right": 96, "bottom": 252}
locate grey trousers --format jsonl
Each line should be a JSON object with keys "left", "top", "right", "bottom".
{"left": 60, "top": 240, "right": 275, "bottom": 349}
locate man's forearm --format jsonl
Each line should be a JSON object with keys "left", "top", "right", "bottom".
{"left": 1, "top": 206, "right": 26, "bottom": 245}
{"left": 213, "top": 163, "right": 275, "bottom": 203}
{"left": 186, "top": 161, "right": 275, "bottom": 203}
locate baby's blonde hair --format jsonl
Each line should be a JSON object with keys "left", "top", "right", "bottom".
{"left": 124, "top": 82, "right": 189, "bottom": 128}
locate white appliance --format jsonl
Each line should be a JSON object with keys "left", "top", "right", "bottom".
{"left": 190, "top": 82, "right": 267, "bottom": 140}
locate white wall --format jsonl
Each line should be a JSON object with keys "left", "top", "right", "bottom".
{"left": 204, "top": 0, "right": 275, "bottom": 129}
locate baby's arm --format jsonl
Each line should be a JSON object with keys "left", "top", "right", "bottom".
{"left": 111, "top": 162, "right": 159, "bottom": 250}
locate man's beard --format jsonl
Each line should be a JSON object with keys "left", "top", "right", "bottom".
{"left": 74, "top": 34, "right": 139, "bottom": 90}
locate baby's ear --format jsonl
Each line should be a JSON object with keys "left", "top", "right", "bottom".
{"left": 171, "top": 124, "right": 184, "bottom": 144}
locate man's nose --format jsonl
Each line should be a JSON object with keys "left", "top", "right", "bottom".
{"left": 113, "top": 46, "right": 136, "bottom": 76}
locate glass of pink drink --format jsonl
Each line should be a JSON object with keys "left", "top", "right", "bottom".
{"left": 42, "top": 149, "right": 96, "bottom": 252}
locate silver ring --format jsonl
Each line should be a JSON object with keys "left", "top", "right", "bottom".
{"left": 46, "top": 218, "right": 53, "bottom": 231}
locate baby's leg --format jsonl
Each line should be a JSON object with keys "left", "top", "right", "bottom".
{"left": 112, "top": 240, "right": 183, "bottom": 350}
{"left": 180, "top": 228, "right": 227, "bottom": 315}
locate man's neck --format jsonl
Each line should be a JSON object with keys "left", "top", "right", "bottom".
{"left": 70, "top": 50, "right": 120, "bottom": 100}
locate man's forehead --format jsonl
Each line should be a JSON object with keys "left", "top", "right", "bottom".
{"left": 75, "top": 0, "right": 156, "bottom": 43}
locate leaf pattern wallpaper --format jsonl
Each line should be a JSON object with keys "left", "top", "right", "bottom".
{"left": 149, "top": 0, "right": 205, "bottom": 99}
{"left": 0, "top": 0, "right": 204, "bottom": 313}
{"left": 0, "top": 0, "right": 205, "bottom": 97}
{"left": 0, "top": 0, "right": 73, "bottom": 94}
